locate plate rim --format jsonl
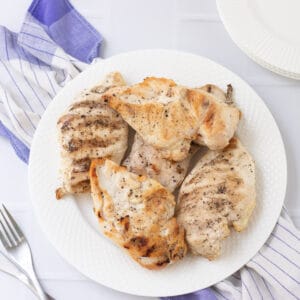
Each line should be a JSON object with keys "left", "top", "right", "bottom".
{"left": 217, "top": 0, "right": 300, "bottom": 80}
{"left": 28, "top": 49, "right": 287, "bottom": 297}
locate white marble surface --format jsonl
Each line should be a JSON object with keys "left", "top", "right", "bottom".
{"left": 0, "top": 0, "right": 299, "bottom": 299}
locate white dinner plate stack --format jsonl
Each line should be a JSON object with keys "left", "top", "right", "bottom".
{"left": 217, "top": 0, "right": 300, "bottom": 80}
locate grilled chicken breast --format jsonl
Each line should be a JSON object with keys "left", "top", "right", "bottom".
{"left": 104, "top": 77, "right": 240, "bottom": 161}
{"left": 123, "top": 134, "right": 198, "bottom": 192}
{"left": 177, "top": 138, "right": 256, "bottom": 260}
{"left": 90, "top": 159, "right": 187, "bottom": 269}
{"left": 56, "top": 72, "right": 128, "bottom": 199}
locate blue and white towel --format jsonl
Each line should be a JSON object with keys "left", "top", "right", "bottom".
{"left": 0, "top": 1, "right": 299, "bottom": 299}
{"left": 0, "top": 0, "right": 102, "bottom": 163}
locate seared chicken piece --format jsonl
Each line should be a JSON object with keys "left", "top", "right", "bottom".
{"left": 199, "top": 84, "right": 233, "bottom": 105}
{"left": 56, "top": 72, "right": 128, "bottom": 199}
{"left": 90, "top": 159, "right": 187, "bottom": 269}
{"left": 123, "top": 134, "right": 198, "bottom": 192}
{"left": 177, "top": 138, "right": 256, "bottom": 260}
{"left": 195, "top": 84, "right": 235, "bottom": 145}
{"left": 104, "top": 77, "right": 240, "bottom": 161}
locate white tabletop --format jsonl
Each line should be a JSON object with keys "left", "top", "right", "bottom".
{"left": 0, "top": 0, "right": 299, "bottom": 299}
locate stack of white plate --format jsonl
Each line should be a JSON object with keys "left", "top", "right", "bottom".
{"left": 217, "top": 0, "right": 300, "bottom": 80}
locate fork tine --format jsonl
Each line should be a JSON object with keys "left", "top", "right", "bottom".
{"left": 0, "top": 209, "right": 19, "bottom": 243}
{"left": 2, "top": 204, "right": 24, "bottom": 239}
{"left": 0, "top": 227, "right": 10, "bottom": 249}
{"left": 0, "top": 219, "right": 14, "bottom": 247}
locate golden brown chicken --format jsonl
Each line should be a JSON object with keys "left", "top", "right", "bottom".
{"left": 90, "top": 158, "right": 187, "bottom": 269}
{"left": 104, "top": 77, "right": 240, "bottom": 161}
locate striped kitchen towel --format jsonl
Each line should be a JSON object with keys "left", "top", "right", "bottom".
{"left": 0, "top": 0, "right": 299, "bottom": 299}
{"left": 0, "top": 0, "right": 102, "bottom": 163}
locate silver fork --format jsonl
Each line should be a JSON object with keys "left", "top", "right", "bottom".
{"left": 0, "top": 248, "right": 38, "bottom": 295}
{"left": 0, "top": 204, "right": 50, "bottom": 300}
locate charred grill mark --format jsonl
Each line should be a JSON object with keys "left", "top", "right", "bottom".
{"left": 172, "top": 251, "right": 185, "bottom": 260}
{"left": 70, "top": 180, "right": 90, "bottom": 193}
{"left": 60, "top": 121, "right": 71, "bottom": 131}
{"left": 123, "top": 236, "right": 150, "bottom": 251}
{"left": 130, "top": 236, "right": 148, "bottom": 249}
{"left": 64, "top": 137, "right": 118, "bottom": 152}
{"left": 70, "top": 173, "right": 89, "bottom": 186}
{"left": 57, "top": 114, "right": 73, "bottom": 128}
{"left": 72, "top": 157, "right": 91, "bottom": 173}
{"left": 144, "top": 245, "right": 155, "bottom": 257}
{"left": 124, "top": 221, "right": 130, "bottom": 231}
{"left": 156, "top": 258, "right": 170, "bottom": 267}
{"left": 179, "top": 182, "right": 233, "bottom": 212}
{"left": 59, "top": 115, "right": 123, "bottom": 132}
{"left": 69, "top": 100, "right": 107, "bottom": 111}
{"left": 120, "top": 215, "right": 130, "bottom": 231}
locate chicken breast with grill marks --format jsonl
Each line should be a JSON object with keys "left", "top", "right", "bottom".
{"left": 177, "top": 137, "right": 256, "bottom": 260}
{"left": 90, "top": 158, "right": 187, "bottom": 269}
{"left": 123, "top": 134, "right": 198, "bottom": 192}
{"left": 103, "top": 77, "right": 240, "bottom": 161}
{"left": 56, "top": 72, "right": 128, "bottom": 199}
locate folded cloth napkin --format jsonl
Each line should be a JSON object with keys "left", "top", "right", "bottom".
{"left": 0, "top": 1, "right": 299, "bottom": 299}
{"left": 0, "top": 0, "right": 102, "bottom": 163}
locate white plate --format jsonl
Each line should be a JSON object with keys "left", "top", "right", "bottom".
{"left": 217, "top": 0, "right": 300, "bottom": 80}
{"left": 28, "top": 49, "right": 287, "bottom": 297}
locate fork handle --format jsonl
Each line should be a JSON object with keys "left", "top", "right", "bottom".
{"left": 26, "top": 269, "right": 50, "bottom": 300}
{"left": 0, "top": 249, "right": 52, "bottom": 299}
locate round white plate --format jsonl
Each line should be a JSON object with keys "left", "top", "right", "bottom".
{"left": 217, "top": 0, "right": 300, "bottom": 80}
{"left": 28, "top": 49, "right": 287, "bottom": 297}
